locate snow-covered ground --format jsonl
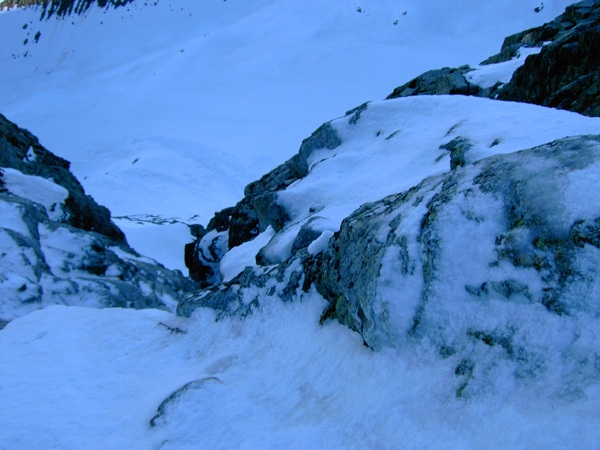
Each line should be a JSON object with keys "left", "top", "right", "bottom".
{"left": 3, "top": 298, "right": 599, "bottom": 449}
{"left": 2, "top": 1, "right": 599, "bottom": 448}
{"left": 0, "top": 0, "right": 576, "bottom": 270}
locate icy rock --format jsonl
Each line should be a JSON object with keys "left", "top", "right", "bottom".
{"left": 310, "top": 135, "right": 600, "bottom": 394}
{"left": 386, "top": 66, "right": 478, "bottom": 99}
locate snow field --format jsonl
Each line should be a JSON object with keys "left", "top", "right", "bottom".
{"left": 2, "top": 297, "right": 599, "bottom": 449}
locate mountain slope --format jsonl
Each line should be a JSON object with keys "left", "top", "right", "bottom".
{"left": 2, "top": 1, "right": 600, "bottom": 448}
{"left": 0, "top": 0, "right": 578, "bottom": 269}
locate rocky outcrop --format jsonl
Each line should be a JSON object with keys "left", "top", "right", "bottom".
{"left": 386, "top": 66, "right": 483, "bottom": 99}
{"left": 0, "top": 113, "right": 125, "bottom": 243}
{"left": 309, "top": 135, "right": 600, "bottom": 394}
{"left": 0, "top": 114, "right": 196, "bottom": 324}
{"left": 497, "top": 1, "right": 600, "bottom": 116}
{"left": 1, "top": 0, "right": 136, "bottom": 19}
{"left": 387, "top": 0, "right": 600, "bottom": 117}
{"left": 185, "top": 121, "right": 342, "bottom": 286}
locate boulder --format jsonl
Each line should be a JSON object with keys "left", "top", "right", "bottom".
{"left": 386, "top": 66, "right": 478, "bottom": 99}
{"left": 309, "top": 136, "right": 600, "bottom": 393}
{"left": 309, "top": 135, "right": 600, "bottom": 393}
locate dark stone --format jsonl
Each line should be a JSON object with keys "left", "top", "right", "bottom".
{"left": 288, "top": 122, "right": 342, "bottom": 178}
{"left": 292, "top": 221, "right": 325, "bottom": 254}
{"left": 188, "top": 224, "right": 206, "bottom": 239}
{"left": 206, "top": 207, "right": 234, "bottom": 232}
{"left": 496, "top": 1, "right": 600, "bottom": 116}
{"left": 386, "top": 66, "right": 478, "bottom": 99}
{"left": 0, "top": 113, "right": 125, "bottom": 243}
{"left": 439, "top": 137, "right": 472, "bottom": 170}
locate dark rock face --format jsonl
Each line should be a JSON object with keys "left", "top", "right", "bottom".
{"left": 386, "top": 66, "right": 481, "bottom": 99}
{"left": 497, "top": 1, "right": 600, "bottom": 116}
{"left": 0, "top": 114, "right": 196, "bottom": 323}
{"left": 0, "top": 113, "right": 125, "bottom": 243}
{"left": 1, "top": 0, "right": 136, "bottom": 19}
{"left": 185, "top": 121, "right": 342, "bottom": 285}
{"left": 386, "top": 0, "right": 600, "bottom": 117}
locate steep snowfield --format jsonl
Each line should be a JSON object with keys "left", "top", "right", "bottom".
{"left": 0, "top": 0, "right": 577, "bottom": 269}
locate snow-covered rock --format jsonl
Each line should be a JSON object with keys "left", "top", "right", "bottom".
{"left": 312, "top": 135, "right": 600, "bottom": 395}
{"left": 0, "top": 114, "right": 196, "bottom": 325}
{"left": 185, "top": 95, "right": 600, "bottom": 288}
{"left": 497, "top": 0, "right": 600, "bottom": 116}
{"left": 180, "top": 92, "right": 600, "bottom": 405}
{"left": 387, "top": 0, "right": 600, "bottom": 118}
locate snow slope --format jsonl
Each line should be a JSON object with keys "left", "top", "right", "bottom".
{"left": 3, "top": 298, "right": 599, "bottom": 449}
{"left": 0, "top": 0, "right": 577, "bottom": 270}
{"left": 3, "top": 95, "right": 600, "bottom": 450}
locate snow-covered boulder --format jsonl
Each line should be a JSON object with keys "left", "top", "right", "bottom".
{"left": 0, "top": 113, "right": 125, "bottom": 242}
{"left": 0, "top": 114, "right": 196, "bottom": 325}
{"left": 182, "top": 124, "right": 600, "bottom": 403}
{"left": 311, "top": 135, "right": 600, "bottom": 395}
